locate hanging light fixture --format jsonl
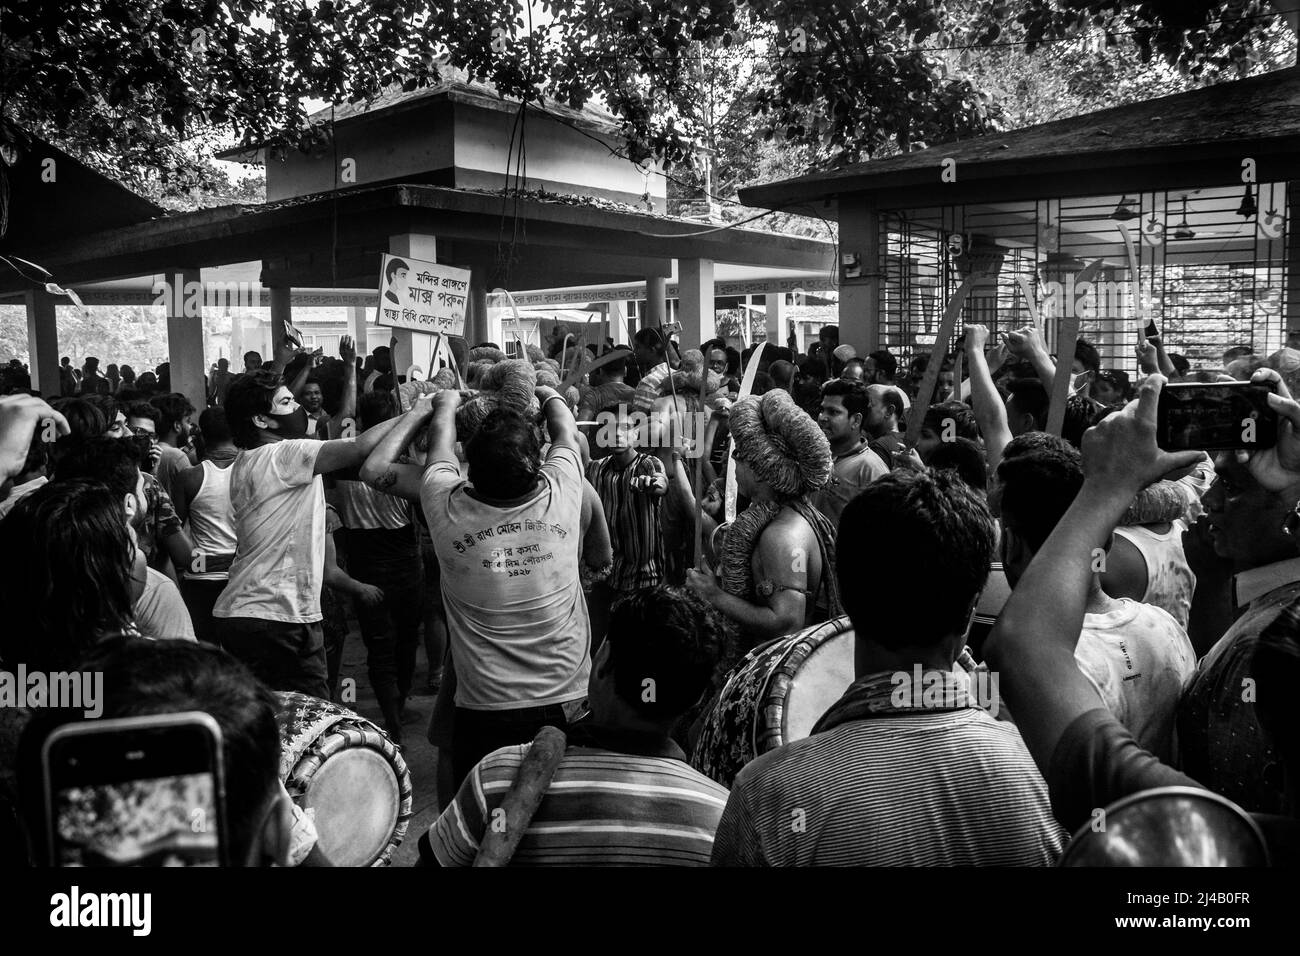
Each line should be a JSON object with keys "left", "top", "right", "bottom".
{"left": 1237, "top": 184, "right": 1257, "bottom": 219}
{"left": 1173, "top": 196, "right": 1196, "bottom": 240}
{"left": 1111, "top": 195, "right": 1139, "bottom": 220}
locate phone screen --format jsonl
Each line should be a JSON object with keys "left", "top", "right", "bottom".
{"left": 1156, "top": 382, "right": 1277, "bottom": 452}
{"left": 44, "top": 715, "right": 226, "bottom": 867}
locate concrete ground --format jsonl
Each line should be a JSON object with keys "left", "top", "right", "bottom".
{"left": 333, "top": 621, "right": 443, "bottom": 868}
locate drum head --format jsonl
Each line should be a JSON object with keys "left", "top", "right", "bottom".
{"left": 781, "top": 629, "right": 855, "bottom": 741}
{"left": 302, "top": 748, "right": 401, "bottom": 868}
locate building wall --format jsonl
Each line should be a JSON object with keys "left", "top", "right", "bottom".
{"left": 263, "top": 97, "right": 666, "bottom": 212}
{"left": 452, "top": 107, "right": 664, "bottom": 211}
{"left": 266, "top": 103, "right": 458, "bottom": 202}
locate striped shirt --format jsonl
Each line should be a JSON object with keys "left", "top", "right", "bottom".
{"left": 633, "top": 362, "right": 671, "bottom": 413}
{"left": 710, "top": 711, "right": 1067, "bottom": 866}
{"left": 425, "top": 743, "right": 730, "bottom": 866}
{"left": 586, "top": 453, "right": 666, "bottom": 591}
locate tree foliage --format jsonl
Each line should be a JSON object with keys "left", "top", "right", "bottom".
{"left": 0, "top": 0, "right": 1292, "bottom": 206}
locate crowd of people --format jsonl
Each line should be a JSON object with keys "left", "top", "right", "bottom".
{"left": 1, "top": 314, "right": 1299, "bottom": 867}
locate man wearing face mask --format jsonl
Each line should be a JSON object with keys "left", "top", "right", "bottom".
{"left": 213, "top": 369, "right": 403, "bottom": 697}
{"left": 52, "top": 437, "right": 197, "bottom": 641}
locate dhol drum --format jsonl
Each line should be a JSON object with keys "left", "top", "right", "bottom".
{"left": 275, "top": 692, "right": 413, "bottom": 867}
{"left": 692, "top": 616, "right": 855, "bottom": 787}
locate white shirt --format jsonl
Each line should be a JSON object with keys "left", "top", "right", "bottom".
{"left": 1075, "top": 598, "right": 1196, "bottom": 763}
{"left": 419, "top": 443, "right": 590, "bottom": 710}
{"left": 136, "top": 568, "right": 197, "bottom": 642}
{"left": 1112, "top": 520, "right": 1196, "bottom": 631}
{"left": 0, "top": 475, "right": 47, "bottom": 520}
{"left": 213, "top": 440, "right": 324, "bottom": 624}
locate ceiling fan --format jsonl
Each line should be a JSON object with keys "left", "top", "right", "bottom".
{"left": 1172, "top": 196, "right": 1196, "bottom": 240}
{"left": 1167, "top": 193, "right": 1242, "bottom": 241}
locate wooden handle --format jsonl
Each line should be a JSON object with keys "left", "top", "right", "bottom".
{"left": 473, "top": 726, "right": 568, "bottom": 867}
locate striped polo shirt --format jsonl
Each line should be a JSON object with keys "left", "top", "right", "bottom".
{"left": 586, "top": 452, "right": 666, "bottom": 591}
{"left": 426, "top": 741, "right": 730, "bottom": 865}
{"left": 711, "top": 710, "right": 1066, "bottom": 866}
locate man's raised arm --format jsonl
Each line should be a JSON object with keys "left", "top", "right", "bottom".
{"left": 536, "top": 385, "right": 578, "bottom": 451}
{"left": 963, "top": 325, "right": 1012, "bottom": 474}
{"left": 359, "top": 395, "right": 436, "bottom": 502}
{"left": 985, "top": 375, "right": 1203, "bottom": 771}
{"left": 313, "top": 415, "right": 403, "bottom": 476}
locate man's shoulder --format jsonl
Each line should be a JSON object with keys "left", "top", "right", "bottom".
{"left": 845, "top": 443, "right": 888, "bottom": 477}
{"left": 734, "top": 711, "right": 1033, "bottom": 792}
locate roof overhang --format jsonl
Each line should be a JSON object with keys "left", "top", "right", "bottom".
{"left": 0, "top": 183, "right": 834, "bottom": 296}
{"left": 739, "top": 67, "right": 1300, "bottom": 216}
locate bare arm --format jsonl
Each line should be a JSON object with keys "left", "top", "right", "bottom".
{"left": 333, "top": 336, "right": 358, "bottom": 432}
{"left": 985, "top": 376, "right": 1204, "bottom": 771}
{"left": 287, "top": 356, "right": 315, "bottom": 400}
{"left": 360, "top": 398, "right": 435, "bottom": 502}
{"left": 313, "top": 415, "right": 404, "bottom": 476}
{"left": 172, "top": 464, "right": 204, "bottom": 525}
{"left": 580, "top": 480, "right": 613, "bottom": 569}
{"left": 1004, "top": 325, "right": 1056, "bottom": 392}
{"left": 323, "top": 532, "right": 383, "bottom": 605}
{"left": 685, "top": 517, "right": 810, "bottom": 640}
{"left": 536, "top": 385, "right": 578, "bottom": 451}
{"left": 425, "top": 391, "right": 460, "bottom": 468}
{"left": 164, "top": 526, "right": 196, "bottom": 574}
{"left": 963, "top": 325, "right": 1012, "bottom": 474}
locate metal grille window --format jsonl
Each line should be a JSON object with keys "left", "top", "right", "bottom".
{"left": 877, "top": 183, "right": 1289, "bottom": 373}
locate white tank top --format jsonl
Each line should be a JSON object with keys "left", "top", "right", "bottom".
{"left": 185, "top": 460, "right": 237, "bottom": 581}
{"left": 1112, "top": 520, "right": 1196, "bottom": 632}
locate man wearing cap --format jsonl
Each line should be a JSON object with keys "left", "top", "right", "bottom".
{"left": 685, "top": 390, "right": 840, "bottom": 663}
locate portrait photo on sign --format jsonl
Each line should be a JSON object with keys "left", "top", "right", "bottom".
{"left": 375, "top": 253, "right": 472, "bottom": 337}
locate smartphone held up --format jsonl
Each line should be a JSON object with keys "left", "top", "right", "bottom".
{"left": 42, "top": 713, "right": 228, "bottom": 867}
{"left": 1155, "top": 380, "right": 1278, "bottom": 452}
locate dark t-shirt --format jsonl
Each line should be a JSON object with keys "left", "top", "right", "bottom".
{"left": 1049, "top": 707, "right": 1297, "bottom": 865}
{"left": 1049, "top": 708, "right": 1196, "bottom": 834}
{"left": 868, "top": 431, "right": 904, "bottom": 464}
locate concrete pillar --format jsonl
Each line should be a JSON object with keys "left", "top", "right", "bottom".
{"left": 24, "top": 289, "right": 60, "bottom": 396}
{"left": 388, "top": 233, "right": 436, "bottom": 373}
{"left": 765, "top": 292, "right": 785, "bottom": 346}
{"left": 609, "top": 301, "right": 628, "bottom": 346}
{"left": 166, "top": 268, "right": 208, "bottom": 411}
{"left": 349, "top": 305, "right": 368, "bottom": 355}
{"left": 678, "top": 258, "right": 715, "bottom": 351}
{"left": 229, "top": 308, "right": 244, "bottom": 364}
{"left": 469, "top": 276, "right": 492, "bottom": 346}
{"left": 838, "top": 198, "right": 881, "bottom": 357}
{"left": 645, "top": 276, "right": 667, "bottom": 329}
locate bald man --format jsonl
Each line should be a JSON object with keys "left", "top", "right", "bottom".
{"left": 865, "top": 384, "right": 906, "bottom": 463}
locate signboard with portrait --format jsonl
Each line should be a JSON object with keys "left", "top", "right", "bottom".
{"left": 376, "top": 254, "right": 472, "bottom": 336}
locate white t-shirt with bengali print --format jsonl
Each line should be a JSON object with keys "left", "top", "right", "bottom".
{"left": 420, "top": 442, "right": 590, "bottom": 711}
{"left": 1075, "top": 598, "right": 1196, "bottom": 763}
{"left": 213, "top": 440, "right": 325, "bottom": 624}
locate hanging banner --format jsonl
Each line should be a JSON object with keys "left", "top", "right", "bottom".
{"left": 376, "top": 254, "right": 472, "bottom": 336}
